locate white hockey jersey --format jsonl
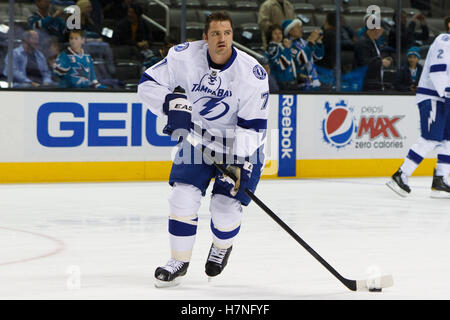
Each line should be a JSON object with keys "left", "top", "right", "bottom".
{"left": 137, "top": 40, "right": 270, "bottom": 159}
{"left": 416, "top": 33, "right": 450, "bottom": 104}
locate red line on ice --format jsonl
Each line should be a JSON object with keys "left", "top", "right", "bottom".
{"left": 0, "top": 226, "right": 65, "bottom": 266}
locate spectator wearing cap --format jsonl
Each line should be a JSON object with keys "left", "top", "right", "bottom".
{"left": 258, "top": 0, "right": 296, "bottom": 49}
{"left": 3, "top": 30, "right": 53, "bottom": 88}
{"left": 354, "top": 19, "right": 393, "bottom": 91}
{"left": 394, "top": 46, "right": 423, "bottom": 93}
{"left": 282, "top": 18, "right": 323, "bottom": 90}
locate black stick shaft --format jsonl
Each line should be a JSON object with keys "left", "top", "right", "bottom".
{"left": 213, "top": 161, "right": 356, "bottom": 291}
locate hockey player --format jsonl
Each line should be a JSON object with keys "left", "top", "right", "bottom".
{"left": 387, "top": 15, "right": 450, "bottom": 198}
{"left": 137, "top": 11, "right": 269, "bottom": 287}
{"left": 53, "top": 29, "right": 106, "bottom": 89}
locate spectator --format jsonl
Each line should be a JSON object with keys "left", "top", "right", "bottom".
{"left": 142, "top": 37, "right": 174, "bottom": 70}
{"left": 76, "top": 0, "right": 102, "bottom": 37}
{"left": 394, "top": 46, "right": 423, "bottom": 93}
{"left": 354, "top": 23, "right": 393, "bottom": 91}
{"left": 388, "top": 11, "right": 429, "bottom": 54}
{"left": 411, "top": 0, "right": 431, "bottom": 16}
{"left": 27, "top": 0, "right": 67, "bottom": 42}
{"left": 103, "top": 0, "right": 134, "bottom": 21}
{"left": 258, "top": 0, "right": 295, "bottom": 49}
{"left": 317, "top": 13, "right": 356, "bottom": 71}
{"left": 3, "top": 30, "right": 53, "bottom": 88}
{"left": 317, "top": 12, "right": 337, "bottom": 70}
{"left": 53, "top": 29, "right": 106, "bottom": 88}
{"left": 113, "top": 3, "right": 153, "bottom": 51}
{"left": 341, "top": 16, "right": 356, "bottom": 51}
{"left": 282, "top": 18, "right": 323, "bottom": 90}
{"left": 264, "top": 24, "right": 296, "bottom": 91}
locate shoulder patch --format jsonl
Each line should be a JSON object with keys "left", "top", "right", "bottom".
{"left": 442, "top": 35, "right": 450, "bottom": 42}
{"left": 174, "top": 42, "right": 190, "bottom": 52}
{"left": 253, "top": 65, "right": 267, "bottom": 80}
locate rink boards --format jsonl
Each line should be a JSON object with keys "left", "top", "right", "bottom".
{"left": 0, "top": 91, "right": 437, "bottom": 183}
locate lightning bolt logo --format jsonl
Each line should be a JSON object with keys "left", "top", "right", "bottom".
{"left": 196, "top": 97, "right": 230, "bottom": 121}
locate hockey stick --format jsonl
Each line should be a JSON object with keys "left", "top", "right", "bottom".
{"left": 186, "top": 134, "right": 393, "bottom": 292}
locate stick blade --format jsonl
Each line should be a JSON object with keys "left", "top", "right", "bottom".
{"left": 355, "top": 274, "right": 394, "bottom": 292}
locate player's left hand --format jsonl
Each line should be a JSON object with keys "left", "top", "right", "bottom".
{"left": 217, "top": 161, "right": 253, "bottom": 197}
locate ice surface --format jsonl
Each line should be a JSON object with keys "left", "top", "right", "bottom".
{"left": 0, "top": 177, "right": 449, "bottom": 299}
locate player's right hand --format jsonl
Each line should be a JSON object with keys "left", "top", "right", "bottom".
{"left": 162, "top": 93, "right": 192, "bottom": 136}
{"left": 217, "top": 161, "right": 253, "bottom": 197}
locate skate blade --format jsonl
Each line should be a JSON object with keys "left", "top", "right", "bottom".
{"left": 430, "top": 190, "right": 450, "bottom": 199}
{"left": 386, "top": 180, "right": 409, "bottom": 198}
{"left": 154, "top": 277, "right": 182, "bottom": 288}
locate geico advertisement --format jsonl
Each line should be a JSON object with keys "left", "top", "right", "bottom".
{"left": 298, "top": 95, "right": 422, "bottom": 159}
{"left": 1, "top": 92, "right": 279, "bottom": 163}
{"left": 16, "top": 91, "right": 175, "bottom": 162}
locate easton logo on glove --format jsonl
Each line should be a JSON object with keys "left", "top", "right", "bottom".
{"left": 171, "top": 103, "right": 192, "bottom": 112}
{"left": 163, "top": 93, "right": 193, "bottom": 136}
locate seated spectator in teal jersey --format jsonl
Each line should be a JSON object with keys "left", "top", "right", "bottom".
{"left": 27, "top": 0, "right": 67, "bottom": 42}
{"left": 394, "top": 46, "right": 423, "bottom": 93}
{"left": 264, "top": 24, "right": 297, "bottom": 91}
{"left": 281, "top": 18, "right": 323, "bottom": 90}
{"left": 53, "top": 29, "right": 107, "bottom": 88}
{"left": 3, "top": 30, "right": 53, "bottom": 88}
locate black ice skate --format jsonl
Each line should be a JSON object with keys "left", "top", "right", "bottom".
{"left": 154, "top": 258, "right": 189, "bottom": 288}
{"left": 431, "top": 169, "right": 450, "bottom": 199}
{"left": 386, "top": 169, "right": 411, "bottom": 197}
{"left": 205, "top": 244, "right": 232, "bottom": 278}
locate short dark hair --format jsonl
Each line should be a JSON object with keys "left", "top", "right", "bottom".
{"left": 69, "top": 29, "right": 85, "bottom": 37}
{"left": 203, "top": 11, "right": 233, "bottom": 36}
{"left": 445, "top": 15, "right": 450, "bottom": 32}
{"left": 266, "top": 23, "right": 282, "bottom": 42}
{"left": 326, "top": 12, "right": 336, "bottom": 28}
{"left": 130, "top": 4, "right": 143, "bottom": 17}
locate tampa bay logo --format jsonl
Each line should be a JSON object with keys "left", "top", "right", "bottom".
{"left": 195, "top": 96, "right": 230, "bottom": 121}
{"left": 321, "top": 100, "right": 358, "bottom": 149}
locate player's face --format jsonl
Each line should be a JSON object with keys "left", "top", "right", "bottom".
{"left": 69, "top": 34, "right": 85, "bottom": 52}
{"left": 204, "top": 20, "right": 233, "bottom": 57}
{"left": 271, "top": 28, "right": 283, "bottom": 43}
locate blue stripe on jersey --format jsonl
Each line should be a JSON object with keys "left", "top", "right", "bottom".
{"left": 430, "top": 64, "right": 447, "bottom": 73}
{"left": 210, "top": 220, "right": 241, "bottom": 240}
{"left": 437, "top": 154, "right": 450, "bottom": 164}
{"left": 139, "top": 73, "right": 159, "bottom": 85}
{"left": 407, "top": 150, "right": 424, "bottom": 165}
{"left": 169, "top": 219, "right": 197, "bottom": 237}
{"left": 417, "top": 87, "right": 440, "bottom": 97}
{"left": 237, "top": 117, "right": 267, "bottom": 130}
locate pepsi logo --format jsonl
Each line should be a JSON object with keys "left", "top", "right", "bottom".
{"left": 321, "top": 100, "right": 358, "bottom": 149}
